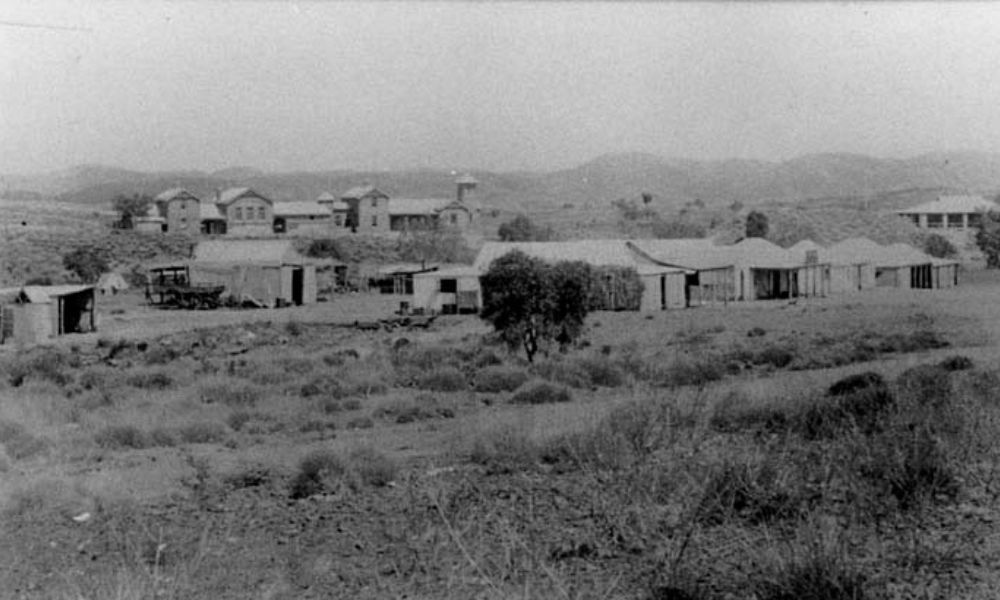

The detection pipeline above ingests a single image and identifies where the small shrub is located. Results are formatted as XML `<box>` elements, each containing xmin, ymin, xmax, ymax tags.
<box><xmin>753</xmin><ymin>546</ymin><xmax>869</xmax><ymax>600</ymax></box>
<box><xmin>510</xmin><ymin>381</ymin><xmax>572</xmax><ymax>405</ymax></box>
<box><xmin>290</xmin><ymin>449</ymin><xmax>348</xmax><ymax>499</ymax></box>
<box><xmin>94</xmin><ymin>425</ymin><xmax>149</xmax><ymax>450</ymax></box>
<box><xmin>175</xmin><ymin>422</ymin><xmax>228</xmax><ymax>444</ymax></box>
<box><xmin>299</xmin><ymin>419</ymin><xmax>337</xmax><ymax>434</ymax></box>
<box><xmin>126</xmin><ymin>369</ymin><xmax>174</xmax><ymax>390</ymax></box>
<box><xmin>747</xmin><ymin>327</ymin><xmax>766</xmax><ymax>338</ymax></box>
<box><xmin>655</xmin><ymin>355</ymin><xmax>725</xmax><ymax>388</ymax></box>
<box><xmin>0</xmin><ymin>421</ymin><xmax>47</xmax><ymax>460</ymax></box>
<box><xmin>143</xmin><ymin>345</ymin><xmax>179</xmax><ymax>365</ymax></box>
<box><xmin>532</xmin><ymin>359</ymin><xmax>591</xmax><ymax>388</ymax></box>
<box><xmin>78</xmin><ymin>368</ymin><xmax>117</xmax><ymax>391</ymax></box>
<box><xmin>469</xmin><ymin>426</ymin><xmax>539</xmax><ymax>474</ymax></box>
<box><xmin>199</xmin><ymin>380</ymin><xmax>263</xmax><ymax>407</ymax></box>
<box><xmin>753</xmin><ymin>345</ymin><xmax>795</xmax><ymax>369</ymax></box>
<box><xmin>285</xmin><ymin>320</ymin><xmax>303</xmax><ymax>337</ymax></box>
<box><xmin>828</xmin><ymin>372</ymin><xmax>886</xmax><ymax>397</ymax></box>
<box><xmin>939</xmin><ymin>355</ymin><xmax>974</xmax><ymax>372</ymax></box>
<box><xmin>575</xmin><ymin>356</ymin><xmax>627</xmax><ymax>387</ymax></box>
<box><xmin>346</xmin><ymin>417</ymin><xmax>374</xmax><ymax>430</ymax></box>
<box><xmin>275</xmin><ymin>356</ymin><xmax>316</xmax><ymax>375</ymax></box>
<box><xmin>3</xmin><ymin>348</ymin><xmax>73</xmax><ymax>387</ymax></box>
<box><xmin>473</xmin><ymin>366</ymin><xmax>530</xmax><ymax>393</ymax></box>
<box><xmin>148</xmin><ymin>428</ymin><xmax>177</xmax><ymax>447</ymax></box>
<box><xmin>895</xmin><ymin>366</ymin><xmax>952</xmax><ymax>408</ymax></box>
<box><xmin>416</xmin><ymin>367</ymin><xmax>467</xmax><ymax>392</ymax></box>
<box><xmin>710</xmin><ymin>393</ymin><xmax>789</xmax><ymax>435</ymax></box>
<box><xmin>227</xmin><ymin>410</ymin><xmax>254</xmax><ymax>432</ymax></box>
<box><xmin>861</xmin><ymin>428</ymin><xmax>959</xmax><ymax>510</ymax></box>
<box><xmin>696</xmin><ymin>455</ymin><xmax>808</xmax><ymax>525</ymax></box>
<box><xmin>348</xmin><ymin>447</ymin><xmax>397</xmax><ymax>486</ymax></box>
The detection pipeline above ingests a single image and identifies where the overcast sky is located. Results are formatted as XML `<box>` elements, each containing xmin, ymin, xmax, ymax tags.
<box><xmin>3</xmin><ymin>2</ymin><xmax>1000</xmax><ymax>174</ymax></box>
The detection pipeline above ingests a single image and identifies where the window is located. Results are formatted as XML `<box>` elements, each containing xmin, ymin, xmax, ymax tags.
<box><xmin>947</xmin><ymin>213</ymin><xmax>963</xmax><ymax>228</ymax></box>
<box><xmin>258</xmin><ymin>207</ymin><xmax>265</xmax><ymax>220</ymax></box>
<box><xmin>440</xmin><ymin>278</ymin><xmax>457</xmax><ymax>293</ymax></box>
<box><xmin>372</xmin><ymin>215</ymin><xmax>378</xmax><ymax>227</ymax></box>
<box><xmin>235</xmin><ymin>207</ymin><xmax>243</xmax><ymax>220</ymax></box>
<box><xmin>926</xmin><ymin>214</ymin><xmax>942</xmax><ymax>228</ymax></box>
<box><xmin>450</xmin><ymin>213</ymin><xmax>458</xmax><ymax>225</ymax></box>
<box><xmin>908</xmin><ymin>215</ymin><xmax>920</xmax><ymax>226</ymax></box>
<box><xmin>334</xmin><ymin>215</ymin><xmax>342</xmax><ymax>226</ymax></box>
<box><xmin>372</xmin><ymin>198</ymin><xmax>377</xmax><ymax>208</ymax></box>
<box><xmin>969</xmin><ymin>213</ymin><xmax>983</xmax><ymax>229</ymax></box>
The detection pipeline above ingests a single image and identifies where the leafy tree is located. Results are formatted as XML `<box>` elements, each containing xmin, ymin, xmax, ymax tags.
<box><xmin>745</xmin><ymin>210</ymin><xmax>769</xmax><ymax>238</ymax></box>
<box><xmin>921</xmin><ymin>233</ymin><xmax>958</xmax><ymax>259</ymax></box>
<box><xmin>497</xmin><ymin>214</ymin><xmax>554</xmax><ymax>242</ymax></box>
<box><xmin>112</xmin><ymin>193</ymin><xmax>154</xmax><ymax>229</ymax></box>
<box><xmin>651</xmin><ymin>219</ymin><xmax>707</xmax><ymax>239</ymax></box>
<box><xmin>63</xmin><ymin>245</ymin><xmax>110</xmax><ymax>282</ymax></box>
<box><xmin>480</xmin><ymin>251</ymin><xmax>592</xmax><ymax>362</ymax></box>
<box><xmin>974</xmin><ymin>211</ymin><xmax>1000</xmax><ymax>268</ymax></box>
<box><xmin>397</xmin><ymin>222</ymin><xmax>474</xmax><ymax>264</ymax></box>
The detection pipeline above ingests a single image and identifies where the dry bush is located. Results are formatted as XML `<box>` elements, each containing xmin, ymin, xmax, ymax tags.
<box><xmin>345</xmin><ymin>417</ymin><xmax>374</xmax><ymax>430</ymax></box>
<box><xmin>510</xmin><ymin>381</ymin><xmax>572</xmax><ymax>405</ymax></box>
<box><xmin>372</xmin><ymin>396</ymin><xmax>454</xmax><ymax>423</ymax></box>
<box><xmin>125</xmin><ymin>368</ymin><xmax>175</xmax><ymax>390</ymax></box>
<box><xmin>651</xmin><ymin>354</ymin><xmax>726</xmax><ymax>388</ymax></box>
<box><xmin>416</xmin><ymin>367</ymin><xmax>468</xmax><ymax>392</ymax></box>
<box><xmin>752</xmin><ymin>536</ymin><xmax>870</xmax><ymax>600</ymax></box>
<box><xmin>174</xmin><ymin>422</ymin><xmax>228</xmax><ymax>445</ymax></box>
<box><xmin>198</xmin><ymin>378</ymin><xmax>264</xmax><ymax>407</ymax></box>
<box><xmin>468</xmin><ymin>425</ymin><xmax>539</xmax><ymax>474</ymax></box>
<box><xmin>0</xmin><ymin>420</ymin><xmax>48</xmax><ymax>460</ymax></box>
<box><xmin>348</xmin><ymin>447</ymin><xmax>397</xmax><ymax>487</ymax></box>
<box><xmin>274</xmin><ymin>355</ymin><xmax>316</xmax><ymax>375</ymax></box>
<box><xmin>1</xmin><ymin>347</ymin><xmax>75</xmax><ymax>387</ymax></box>
<box><xmin>695</xmin><ymin>450</ymin><xmax>812</xmax><ymax>526</ymax></box>
<box><xmin>473</xmin><ymin>365</ymin><xmax>530</xmax><ymax>393</ymax></box>
<box><xmin>531</xmin><ymin>358</ymin><xmax>591</xmax><ymax>388</ymax></box>
<box><xmin>77</xmin><ymin>367</ymin><xmax>121</xmax><ymax>391</ymax></box>
<box><xmin>939</xmin><ymin>355</ymin><xmax>974</xmax><ymax>372</ymax></box>
<box><xmin>94</xmin><ymin>424</ymin><xmax>150</xmax><ymax>450</ymax></box>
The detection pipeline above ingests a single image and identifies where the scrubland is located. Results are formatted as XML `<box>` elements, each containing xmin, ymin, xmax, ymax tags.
<box><xmin>1</xmin><ymin>285</ymin><xmax>999</xmax><ymax>599</ymax></box>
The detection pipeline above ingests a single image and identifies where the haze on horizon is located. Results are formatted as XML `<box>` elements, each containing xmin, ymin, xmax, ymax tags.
<box><xmin>3</xmin><ymin>2</ymin><xmax>1000</xmax><ymax>175</ymax></box>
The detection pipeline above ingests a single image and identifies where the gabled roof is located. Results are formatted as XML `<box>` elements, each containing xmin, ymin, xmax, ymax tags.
<box><xmin>727</xmin><ymin>238</ymin><xmax>805</xmax><ymax>269</ymax></box>
<box><xmin>897</xmin><ymin>195</ymin><xmax>999</xmax><ymax>215</ymax></box>
<box><xmin>155</xmin><ymin>188</ymin><xmax>200</xmax><ymax>203</ymax></box>
<box><xmin>18</xmin><ymin>285</ymin><xmax>94</xmax><ymax>303</ymax></box>
<box><xmin>376</xmin><ymin>263</ymin><xmax>439</xmax><ymax>276</ymax></box>
<box><xmin>341</xmin><ymin>185</ymin><xmax>389</xmax><ymax>200</ymax></box>
<box><xmin>629</xmin><ymin>238</ymin><xmax>731</xmax><ymax>270</ymax></box>
<box><xmin>273</xmin><ymin>201</ymin><xmax>331</xmax><ymax>217</ymax></box>
<box><xmin>316</xmin><ymin>191</ymin><xmax>336</xmax><ymax>202</ymax></box>
<box><xmin>475</xmin><ymin>240</ymin><xmax>687</xmax><ymax>275</ymax></box>
<box><xmin>330</xmin><ymin>200</ymin><xmax>349</xmax><ymax>211</ymax></box>
<box><xmin>216</xmin><ymin>187</ymin><xmax>272</xmax><ymax>206</ymax></box>
<box><xmin>388</xmin><ymin>198</ymin><xmax>455</xmax><ymax>216</ymax></box>
<box><xmin>193</xmin><ymin>240</ymin><xmax>308</xmax><ymax>265</ymax></box>
<box><xmin>200</xmin><ymin>202</ymin><xmax>224</xmax><ymax>221</ymax></box>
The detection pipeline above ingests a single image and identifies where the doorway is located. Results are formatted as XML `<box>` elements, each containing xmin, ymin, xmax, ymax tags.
<box><xmin>291</xmin><ymin>268</ymin><xmax>304</xmax><ymax>305</ymax></box>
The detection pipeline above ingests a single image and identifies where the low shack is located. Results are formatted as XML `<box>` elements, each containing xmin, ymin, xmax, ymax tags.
<box><xmin>817</xmin><ymin>238</ymin><xmax>879</xmax><ymax>294</ymax></box>
<box><xmin>875</xmin><ymin>243</ymin><xmax>959</xmax><ymax>289</ymax></box>
<box><xmin>413</xmin><ymin>266</ymin><xmax>481</xmax><ymax>314</ymax></box>
<box><xmin>149</xmin><ymin>240</ymin><xmax>317</xmax><ymax>307</ymax></box>
<box><xmin>0</xmin><ymin>285</ymin><xmax>96</xmax><ymax>345</ymax></box>
<box><xmin>370</xmin><ymin>264</ymin><xmax>439</xmax><ymax>295</ymax></box>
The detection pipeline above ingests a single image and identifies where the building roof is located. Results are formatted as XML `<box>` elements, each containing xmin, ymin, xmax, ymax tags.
<box><xmin>376</xmin><ymin>263</ymin><xmax>440</xmax><ymax>276</ymax></box>
<box><xmin>388</xmin><ymin>198</ymin><xmax>455</xmax><ymax>216</ymax></box>
<box><xmin>897</xmin><ymin>195</ymin><xmax>999</xmax><ymax>215</ymax></box>
<box><xmin>200</xmin><ymin>202</ymin><xmax>224</xmax><ymax>221</ymax></box>
<box><xmin>475</xmin><ymin>240</ymin><xmax>688</xmax><ymax>275</ymax></box>
<box><xmin>273</xmin><ymin>201</ymin><xmax>331</xmax><ymax>217</ymax></box>
<box><xmin>455</xmin><ymin>174</ymin><xmax>478</xmax><ymax>185</ymax></box>
<box><xmin>824</xmin><ymin>237</ymin><xmax>884</xmax><ymax>265</ymax></box>
<box><xmin>629</xmin><ymin>238</ymin><xmax>733</xmax><ymax>271</ymax></box>
<box><xmin>19</xmin><ymin>285</ymin><xmax>94</xmax><ymax>303</ymax></box>
<box><xmin>330</xmin><ymin>200</ymin><xmax>349</xmax><ymax>211</ymax></box>
<box><xmin>316</xmin><ymin>191</ymin><xmax>336</xmax><ymax>202</ymax></box>
<box><xmin>154</xmin><ymin>188</ymin><xmax>199</xmax><ymax>203</ymax></box>
<box><xmin>341</xmin><ymin>185</ymin><xmax>389</xmax><ymax>200</ymax></box>
<box><xmin>193</xmin><ymin>240</ymin><xmax>308</xmax><ymax>265</ymax></box>
<box><xmin>788</xmin><ymin>239</ymin><xmax>822</xmax><ymax>253</ymax></box>
<box><xmin>414</xmin><ymin>265</ymin><xmax>482</xmax><ymax>278</ymax></box>
<box><xmin>216</xmin><ymin>187</ymin><xmax>272</xmax><ymax>206</ymax></box>
<box><xmin>725</xmin><ymin>238</ymin><xmax>804</xmax><ymax>269</ymax></box>
<box><xmin>877</xmin><ymin>243</ymin><xmax>934</xmax><ymax>268</ymax></box>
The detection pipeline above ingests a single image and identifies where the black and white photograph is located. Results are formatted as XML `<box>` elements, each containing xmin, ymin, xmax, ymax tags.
<box><xmin>3</xmin><ymin>1</ymin><xmax>1000</xmax><ymax>597</ymax></box>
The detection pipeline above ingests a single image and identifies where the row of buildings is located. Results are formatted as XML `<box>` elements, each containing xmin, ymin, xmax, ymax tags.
<box><xmin>136</xmin><ymin>175</ymin><xmax>480</xmax><ymax>236</ymax></box>
<box><xmin>407</xmin><ymin>237</ymin><xmax>961</xmax><ymax>314</ymax></box>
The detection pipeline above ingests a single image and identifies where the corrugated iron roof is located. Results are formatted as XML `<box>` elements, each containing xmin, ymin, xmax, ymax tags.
<box><xmin>341</xmin><ymin>185</ymin><xmax>388</xmax><ymax>200</ymax></box>
<box><xmin>825</xmin><ymin>237</ymin><xmax>884</xmax><ymax>265</ymax></box>
<box><xmin>216</xmin><ymin>187</ymin><xmax>271</xmax><ymax>206</ymax></box>
<box><xmin>629</xmin><ymin>238</ymin><xmax>733</xmax><ymax>270</ymax></box>
<box><xmin>474</xmin><ymin>240</ymin><xmax>687</xmax><ymax>274</ymax></box>
<box><xmin>273</xmin><ymin>201</ymin><xmax>330</xmax><ymax>217</ymax></box>
<box><xmin>193</xmin><ymin>240</ymin><xmax>306</xmax><ymax>265</ymax></box>
<box><xmin>897</xmin><ymin>195</ymin><xmax>999</xmax><ymax>215</ymax></box>
<box><xmin>20</xmin><ymin>285</ymin><xmax>94</xmax><ymax>303</ymax></box>
<box><xmin>200</xmin><ymin>203</ymin><xmax>224</xmax><ymax>221</ymax></box>
<box><xmin>316</xmin><ymin>191</ymin><xmax>336</xmax><ymax>202</ymax></box>
<box><xmin>388</xmin><ymin>198</ymin><xmax>454</xmax><ymax>216</ymax></box>
<box><xmin>154</xmin><ymin>188</ymin><xmax>199</xmax><ymax>203</ymax></box>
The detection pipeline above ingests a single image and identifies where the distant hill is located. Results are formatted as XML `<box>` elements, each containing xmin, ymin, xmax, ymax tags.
<box><xmin>5</xmin><ymin>151</ymin><xmax>1000</xmax><ymax>214</ymax></box>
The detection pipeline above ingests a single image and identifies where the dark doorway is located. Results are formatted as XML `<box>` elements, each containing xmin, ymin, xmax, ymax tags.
<box><xmin>273</xmin><ymin>218</ymin><xmax>287</xmax><ymax>234</ymax></box>
<box><xmin>291</xmin><ymin>268</ymin><xmax>304</xmax><ymax>305</ymax></box>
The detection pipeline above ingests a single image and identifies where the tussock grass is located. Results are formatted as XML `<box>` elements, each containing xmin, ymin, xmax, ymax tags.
<box><xmin>197</xmin><ymin>377</ymin><xmax>264</xmax><ymax>407</ymax></box>
<box><xmin>416</xmin><ymin>367</ymin><xmax>468</xmax><ymax>392</ymax></box>
<box><xmin>510</xmin><ymin>381</ymin><xmax>572</xmax><ymax>405</ymax></box>
<box><xmin>473</xmin><ymin>365</ymin><xmax>530</xmax><ymax>393</ymax></box>
<box><xmin>289</xmin><ymin>446</ymin><xmax>396</xmax><ymax>498</ymax></box>
<box><xmin>125</xmin><ymin>368</ymin><xmax>175</xmax><ymax>390</ymax></box>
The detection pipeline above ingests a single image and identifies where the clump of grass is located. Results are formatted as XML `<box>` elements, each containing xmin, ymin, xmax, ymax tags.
<box><xmin>284</xmin><ymin>320</ymin><xmax>303</xmax><ymax>337</ymax></box>
<box><xmin>859</xmin><ymin>427</ymin><xmax>959</xmax><ymax>511</ymax></box>
<box><xmin>78</xmin><ymin>367</ymin><xmax>119</xmax><ymax>391</ymax></box>
<box><xmin>274</xmin><ymin>356</ymin><xmax>316</xmax><ymax>375</ymax></box>
<box><xmin>345</xmin><ymin>417</ymin><xmax>374</xmax><ymax>430</ymax></box>
<box><xmin>939</xmin><ymin>355</ymin><xmax>974</xmax><ymax>372</ymax></box>
<box><xmin>298</xmin><ymin>419</ymin><xmax>337</xmax><ymax>434</ymax></box>
<box><xmin>290</xmin><ymin>449</ymin><xmax>348</xmax><ymax>499</ymax></box>
<box><xmin>653</xmin><ymin>354</ymin><xmax>725</xmax><ymax>388</ymax></box>
<box><xmin>510</xmin><ymin>381</ymin><xmax>572</xmax><ymax>405</ymax></box>
<box><xmin>348</xmin><ymin>447</ymin><xmax>397</xmax><ymax>487</ymax></box>
<box><xmin>573</xmin><ymin>356</ymin><xmax>627</xmax><ymax>387</ymax></box>
<box><xmin>372</xmin><ymin>397</ymin><xmax>454</xmax><ymax>423</ymax></box>
<box><xmin>695</xmin><ymin>452</ymin><xmax>809</xmax><ymax>525</ymax></box>
<box><xmin>710</xmin><ymin>392</ymin><xmax>790</xmax><ymax>435</ymax></box>
<box><xmin>752</xmin><ymin>540</ymin><xmax>870</xmax><ymax>600</ymax></box>
<box><xmin>532</xmin><ymin>358</ymin><xmax>591</xmax><ymax>389</ymax></box>
<box><xmin>2</xmin><ymin>347</ymin><xmax>75</xmax><ymax>387</ymax></box>
<box><xmin>198</xmin><ymin>378</ymin><xmax>263</xmax><ymax>407</ymax></box>
<box><xmin>175</xmin><ymin>422</ymin><xmax>228</xmax><ymax>445</ymax></box>
<box><xmin>895</xmin><ymin>366</ymin><xmax>952</xmax><ymax>408</ymax></box>
<box><xmin>148</xmin><ymin>427</ymin><xmax>176</xmax><ymax>447</ymax></box>
<box><xmin>416</xmin><ymin>367</ymin><xmax>467</xmax><ymax>392</ymax></box>
<box><xmin>143</xmin><ymin>345</ymin><xmax>178</xmax><ymax>365</ymax></box>
<box><xmin>94</xmin><ymin>425</ymin><xmax>149</xmax><ymax>450</ymax></box>
<box><xmin>473</xmin><ymin>365</ymin><xmax>530</xmax><ymax>393</ymax></box>
<box><xmin>468</xmin><ymin>425</ymin><xmax>539</xmax><ymax>474</ymax></box>
<box><xmin>0</xmin><ymin>420</ymin><xmax>48</xmax><ymax>460</ymax></box>
<box><xmin>125</xmin><ymin>368</ymin><xmax>174</xmax><ymax>390</ymax></box>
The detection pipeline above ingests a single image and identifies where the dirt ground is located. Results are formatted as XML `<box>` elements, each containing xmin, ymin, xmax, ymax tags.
<box><xmin>3</xmin><ymin>272</ymin><xmax>1000</xmax><ymax>599</ymax></box>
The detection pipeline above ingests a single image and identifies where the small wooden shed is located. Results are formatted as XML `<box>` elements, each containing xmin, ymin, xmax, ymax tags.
<box><xmin>0</xmin><ymin>285</ymin><xmax>96</xmax><ymax>345</ymax></box>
